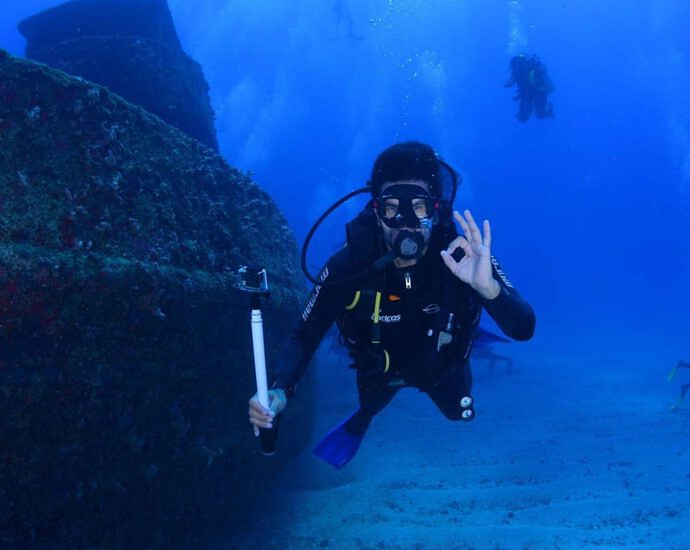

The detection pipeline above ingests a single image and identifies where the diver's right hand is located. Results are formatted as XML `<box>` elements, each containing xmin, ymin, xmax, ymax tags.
<box><xmin>248</xmin><ymin>389</ymin><xmax>287</xmax><ymax>437</ymax></box>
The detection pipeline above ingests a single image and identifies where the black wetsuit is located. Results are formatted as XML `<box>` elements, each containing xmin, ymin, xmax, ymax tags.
<box><xmin>274</xmin><ymin>235</ymin><xmax>535</xmax><ymax>422</ymax></box>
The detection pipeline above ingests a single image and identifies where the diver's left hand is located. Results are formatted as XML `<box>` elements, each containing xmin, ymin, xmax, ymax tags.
<box><xmin>441</xmin><ymin>209</ymin><xmax>500</xmax><ymax>300</ymax></box>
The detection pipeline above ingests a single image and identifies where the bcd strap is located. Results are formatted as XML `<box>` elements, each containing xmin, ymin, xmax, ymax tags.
<box><xmin>345</xmin><ymin>291</ymin><xmax>361</xmax><ymax>310</ymax></box>
<box><xmin>371</xmin><ymin>291</ymin><xmax>382</xmax><ymax>343</ymax></box>
<box><xmin>368</xmin><ymin>291</ymin><xmax>390</xmax><ymax>373</ymax></box>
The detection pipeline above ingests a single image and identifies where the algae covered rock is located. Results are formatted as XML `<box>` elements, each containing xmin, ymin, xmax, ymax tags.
<box><xmin>18</xmin><ymin>0</ymin><xmax>182</xmax><ymax>55</ymax></box>
<box><xmin>0</xmin><ymin>50</ymin><xmax>312</xmax><ymax>548</ymax></box>
<box><xmin>19</xmin><ymin>0</ymin><xmax>218</xmax><ymax>151</ymax></box>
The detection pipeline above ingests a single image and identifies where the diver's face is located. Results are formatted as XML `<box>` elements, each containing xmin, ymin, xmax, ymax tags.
<box><xmin>375</xmin><ymin>180</ymin><xmax>433</xmax><ymax>261</ymax></box>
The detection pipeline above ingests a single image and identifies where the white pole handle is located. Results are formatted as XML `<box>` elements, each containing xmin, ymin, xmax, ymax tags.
<box><xmin>251</xmin><ymin>309</ymin><xmax>269</xmax><ymax>409</ymax></box>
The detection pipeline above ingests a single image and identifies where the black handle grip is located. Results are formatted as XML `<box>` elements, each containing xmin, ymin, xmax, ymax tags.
<box><xmin>259</xmin><ymin>414</ymin><xmax>280</xmax><ymax>456</ymax></box>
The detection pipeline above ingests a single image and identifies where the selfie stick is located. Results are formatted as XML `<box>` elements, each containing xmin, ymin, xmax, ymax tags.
<box><xmin>251</xmin><ymin>301</ymin><xmax>269</xmax><ymax>401</ymax></box>
<box><xmin>239</xmin><ymin>266</ymin><xmax>277</xmax><ymax>455</ymax></box>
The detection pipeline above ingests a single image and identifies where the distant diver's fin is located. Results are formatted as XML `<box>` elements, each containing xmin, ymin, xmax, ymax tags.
<box><xmin>668</xmin><ymin>365</ymin><xmax>678</xmax><ymax>381</ymax></box>
<box><xmin>313</xmin><ymin>409</ymin><xmax>372</xmax><ymax>469</ymax></box>
<box><xmin>671</xmin><ymin>383</ymin><xmax>690</xmax><ymax>411</ymax></box>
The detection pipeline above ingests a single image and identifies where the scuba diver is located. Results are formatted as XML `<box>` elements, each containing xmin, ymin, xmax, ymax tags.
<box><xmin>668</xmin><ymin>360</ymin><xmax>690</xmax><ymax>410</ymax></box>
<box><xmin>247</xmin><ymin>141</ymin><xmax>536</xmax><ymax>469</ymax></box>
<box><xmin>504</xmin><ymin>53</ymin><xmax>555</xmax><ymax>123</ymax></box>
<box><xmin>333</xmin><ymin>0</ymin><xmax>365</xmax><ymax>41</ymax></box>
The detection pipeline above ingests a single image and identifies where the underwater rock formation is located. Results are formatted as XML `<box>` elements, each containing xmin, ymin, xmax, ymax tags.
<box><xmin>18</xmin><ymin>0</ymin><xmax>218</xmax><ymax>151</ymax></box>
<box><xmin>0</xmin><ymin>50</ymin><xmax>311</xmax><ymax>548</ymax></box>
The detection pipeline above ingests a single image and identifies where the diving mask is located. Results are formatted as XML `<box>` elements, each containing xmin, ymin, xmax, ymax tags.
<box><xmin>376</xmin><ymin>184</ymin><xmax>438</xmax><ymax>229</ymax></box>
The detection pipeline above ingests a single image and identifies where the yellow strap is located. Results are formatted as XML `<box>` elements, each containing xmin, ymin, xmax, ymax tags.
<box><xmin>366</xmin><ymin>292</ymin><xmax>389</xmax><ymax>372</ymax></box>
<box><xmin>346</xmin><ymin>290</ymin><xmax>361</xmax><ymax>310</ymax></box>
<box><xmin>667</xmin><ymin>366</ymin><xmax>678</xmax><ymax>381</ymax></box>
<box><xmin>370</xmin><ymin>292</ymin><xmax>382</xmax><ymax>343</ymax></box>
<box><xmin>373</xmin><ymin>291</ymin><xmax>382</xmax><ymax>324</ymax></box>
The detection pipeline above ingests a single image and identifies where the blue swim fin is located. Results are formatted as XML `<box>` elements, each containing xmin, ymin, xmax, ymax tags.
<box><xmin>312</xmin><ymin>410</ymin><xmax>371</xmax><ymax>469</ymax></box>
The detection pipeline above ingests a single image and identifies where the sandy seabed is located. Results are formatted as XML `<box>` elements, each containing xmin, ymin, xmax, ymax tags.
<box><xmin>225</xmin><ymin>343</ymin><xmax>690</xmax><ymax>549</ymax></box>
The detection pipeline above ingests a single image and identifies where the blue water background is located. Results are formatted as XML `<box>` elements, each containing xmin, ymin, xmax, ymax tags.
<box><xmin>5</xmin><ymin>0</ymin><xmax>687</xmax><ymax>359</ymax></box>
<box><xmin>3</xmin><ymin>1</ymin><xmax>690</xmax><ymax>542</ymax></box>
